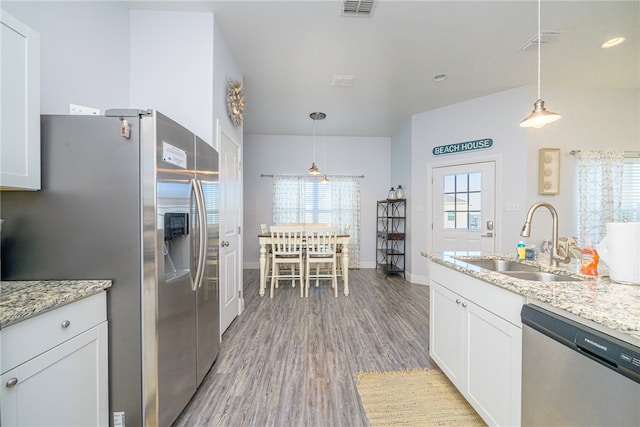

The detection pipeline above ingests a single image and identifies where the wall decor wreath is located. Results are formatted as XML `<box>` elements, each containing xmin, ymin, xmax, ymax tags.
<box><xmin>226</xmin><ymin>78</ymin><xmax>244</xmax><ymax>127</ymax></box>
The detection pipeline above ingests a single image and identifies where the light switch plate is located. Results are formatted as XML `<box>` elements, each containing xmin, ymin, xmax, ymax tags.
<box><xmin>70</xmin><ymin>103</ymin><xmax>100</xmax><ymax>115</ymax></box>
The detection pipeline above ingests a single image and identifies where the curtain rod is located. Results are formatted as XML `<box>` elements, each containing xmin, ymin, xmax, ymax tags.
<box><xmin>570</xmin><ymin>150</ymin><xmax>640</xmax><ymax>158</ymax></box>
<box><xmin>261</xmin><ymin>174</ymin><xmax>365</xmax><ymax>178</ymax></box>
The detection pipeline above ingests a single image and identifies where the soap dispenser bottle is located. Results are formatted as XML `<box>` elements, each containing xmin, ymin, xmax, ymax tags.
<box><xmin>517</xmin><ymin>241</ymin><xmax>526</xmax><ymax>260</ymax></box>
<box><xmin>580</xmin><ymin>240</ymin><xmax>599</xmax><ymax>276</ymax></box>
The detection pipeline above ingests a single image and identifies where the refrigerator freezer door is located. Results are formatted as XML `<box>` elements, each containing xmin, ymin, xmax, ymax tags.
<box><xmin>195</xmin><ymin>136</ymin><xmax>220</xmax><ymax>385</ymax></box>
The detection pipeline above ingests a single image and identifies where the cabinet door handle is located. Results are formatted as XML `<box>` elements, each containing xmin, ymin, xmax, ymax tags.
<box><xmin>6</xmin><ymin>378</ymin><xmax>18</xmax><ymax>388</ymax></box>
<box><xmin>461</xmin><ymin>302</ymin><xmax>468</xmax><ymax>308</ymax></box>
<box><xmin>455</xmin><ymin>299</ymin><xmax>461</xmax><ymax>305</ymax></box>
<box><xmin>61</xmin><ymin>320</ymin><xmax>71</xmax><ymax>328</ymax></box>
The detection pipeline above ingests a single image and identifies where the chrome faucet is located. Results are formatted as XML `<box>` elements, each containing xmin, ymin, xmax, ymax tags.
<box><xmin>520</xmin><ymin>202</ymin><xmax>570</xmax><ymax>267</ymax></box>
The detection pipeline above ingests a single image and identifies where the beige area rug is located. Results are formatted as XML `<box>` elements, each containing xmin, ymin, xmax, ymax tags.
<box><xmin>355</xmin><ymin>369</ymin><xmax>487</xmax><ymax>426</ymax></box>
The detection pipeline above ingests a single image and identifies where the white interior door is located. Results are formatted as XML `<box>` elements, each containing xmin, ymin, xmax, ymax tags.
<box><xmin>219</xmin><ymin>124</ymin><xmax>242</xmax><ymax>335</ymax></box>
<box><xmin>432</xmin><ymin>161</ymin><xmax>496</xmax><ymax>252</ymax></box>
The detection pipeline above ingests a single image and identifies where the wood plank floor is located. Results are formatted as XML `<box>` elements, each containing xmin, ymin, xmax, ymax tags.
<box><xmin>173</xmin><ymin>269</ymin><xmax>436</xmax><ymax>427</ymax></box>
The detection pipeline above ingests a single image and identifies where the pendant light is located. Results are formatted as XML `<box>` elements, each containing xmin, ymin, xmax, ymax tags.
<box><xmin>520</xmin><ymin>0</ymin><xmax>561</xmax><ymax>128</ymax></box>
<box><xmin>320</xmin><ymin>115</ymin><xmax>330</xmax><ymax>183</ymax></box>
<box><xmin>308</xmin><ymin>112</ymin><xmax>325</xmax><ymax>175</ymax></box>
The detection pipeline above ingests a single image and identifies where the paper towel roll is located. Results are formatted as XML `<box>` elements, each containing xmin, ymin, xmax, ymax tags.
<box><xmin>596</xmin><ymin>222</ymin><xmax>640</xmax><ymax>284</ymax></box>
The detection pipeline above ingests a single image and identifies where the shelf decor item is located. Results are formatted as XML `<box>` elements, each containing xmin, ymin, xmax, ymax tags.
<box><xmin>538</xmin><ymin>148</ymin><xmax>560</xmax><ymax>194</ymax></box>
<box><xmin>388</xmin><ymin>187</ymin><xmax>397</xmax><ymax>200</ymax></box>
<box><xmin>396</xmin><ymin>185</ymin><xmax>405</xmax><ymax>199</ymax></box>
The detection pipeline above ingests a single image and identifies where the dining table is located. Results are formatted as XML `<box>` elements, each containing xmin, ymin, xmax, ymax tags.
<box><xmin>258</xmin><ymin>234</ymin><xmax>350</xmax><ymax>296</ymax></box>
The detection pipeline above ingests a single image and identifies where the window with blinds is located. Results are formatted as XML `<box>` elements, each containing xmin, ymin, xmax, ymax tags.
<box><xmin>621</xmin><ymin>157</ymin><xmax>640</xmax><ymax>222</ymax></box>
<box><xmin>304</xmin><ymin>180</ymin><xmax>332</xmax><ymax>224</ymax></box>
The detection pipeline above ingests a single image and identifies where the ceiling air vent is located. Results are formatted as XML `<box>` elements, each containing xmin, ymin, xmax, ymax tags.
<box><xmin>332</xmin><ymin>74</ymin><xmax>356</xmax><ymax>87</ymax></box>
<box><xmin>342</xmin><ymin>0</ymin><xmax>376</xmax><ymax>17</ymax></box>
<box><xmin>520</xmin><ymin>31</ymin><xmax>560</xmax><ymax>51</ymax></box>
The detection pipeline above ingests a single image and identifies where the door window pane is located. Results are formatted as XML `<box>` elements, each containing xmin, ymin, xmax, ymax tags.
<box><xmin>442</xmin><ymin>172</ymin><xmax>483</xmax><ymax>230</ymax></box>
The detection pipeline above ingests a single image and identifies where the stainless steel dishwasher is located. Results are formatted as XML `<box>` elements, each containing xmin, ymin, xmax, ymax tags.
<box><xmin>521</xmin><ymin>304</ymin><xmax>640</xmax><ymax>426</ymax></box>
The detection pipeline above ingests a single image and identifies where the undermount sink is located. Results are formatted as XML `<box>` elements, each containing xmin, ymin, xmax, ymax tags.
<box><xmin>461</xmin><ymin>258</ymin><xmax>582</xmax><ymax>282</ymax></box>
<box><xmin>499</xmin><ymin>271</ymin><xmax>581</xmax><ymax>282</ymax></box>
<box><xmin>463</xmin><ymin>259</ymin><xmax>540</xmax><ymax>272</ymax></box>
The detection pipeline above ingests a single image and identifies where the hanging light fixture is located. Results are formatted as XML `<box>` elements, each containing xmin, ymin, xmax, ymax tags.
<box><xmin>308</xmin><ymin>112</ymin><xmax>325</xmax><ymax>175</ymax></box>
<box><xmin>320</xmin><ymin>114</ymin><xmax>330</xmax><ymax>183</ymax></box>
<box><xmin>520</xmin><ymin>0</ymin><xmax>561</xmax><ymax>128</ymax></box>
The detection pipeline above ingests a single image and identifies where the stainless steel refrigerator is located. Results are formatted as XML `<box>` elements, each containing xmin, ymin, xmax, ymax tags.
<box><xmin>1</xmin><ymin>110</ymin><xmax>220</xmax><ymax>426</ymax></box>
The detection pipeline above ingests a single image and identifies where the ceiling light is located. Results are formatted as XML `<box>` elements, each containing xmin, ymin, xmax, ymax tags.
<box><xmin>520</xmin><ymin>0</ymin><xmax>561</xmax><ymax>128</ymax></box>
<box><xmin>432</xmin><ymin>73</ymin><xmax>447</xmax><ymax>82</ymax></box>
<box><xmin>601</xmin><ymin>37</ymin><xmax>626</xmax><ymax>49</ymax></box>
<box><xmin>320</xmin><ymin>174</ymin><xmax>329</xmax><ymax>184</ymax></box>
<box><xmin>308</xmin><ymin>112</ymin><xmax>326</xmax><ymax>175</ymax></box>
<box><xmin>309</xmin><ymin>162</ymin><xmax>320</xmax><ymax>175</ymax></box>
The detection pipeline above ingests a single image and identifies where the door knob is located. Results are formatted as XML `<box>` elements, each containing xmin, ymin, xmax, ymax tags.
<box><xmin>221</xmin><ymin>241</ymin><xmax>230</xmax><ymax>247</ymax></box>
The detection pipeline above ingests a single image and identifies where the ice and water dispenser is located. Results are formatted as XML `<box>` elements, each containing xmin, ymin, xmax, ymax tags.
<box><xmin>164</xmin><ymin>212</ymin><xmax>190</xmax><ymax>281</ymax></box>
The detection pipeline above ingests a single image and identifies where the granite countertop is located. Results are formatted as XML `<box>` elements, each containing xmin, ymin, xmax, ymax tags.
<box><xmin>0</xmin><ymin>280</ymin><xmax>112</xmax><ymax>329</ymax></box>
<box><xmin>423</xmin><ymin>251</ymin><xmax>640</xmax><ymax>343</ymax></box>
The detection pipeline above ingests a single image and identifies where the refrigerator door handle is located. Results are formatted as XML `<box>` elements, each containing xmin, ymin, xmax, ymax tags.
<box><xmin>192</xmin><ymin>179</ymin><xmax>208</xmax><ymax>291</ymax></box>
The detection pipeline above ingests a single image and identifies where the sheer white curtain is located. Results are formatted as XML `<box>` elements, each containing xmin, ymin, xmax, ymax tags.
<box><xmin>329</xmin><ymin>176</ymin><xmax>360</xmax><ymax>269</ymax></box>
<box><xmin>577</xmin><ymin>150</ymin><xmax>625</xmax><ymax>245</ymax></box>
<box><xmin>272</xmin><ymin>175</ymin><xmax>361</xmax><ymax>268</ymax></box>
<box><xmin>272</xmin><ymin>175</ymin><xmax>305</xmax><ymax>224</ymax></box>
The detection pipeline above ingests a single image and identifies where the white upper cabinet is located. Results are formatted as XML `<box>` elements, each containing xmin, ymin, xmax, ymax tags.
<box><xmin>1</xmin><ymin>9</ymin><xmax>40</xmax><ymax>190</ymax></box>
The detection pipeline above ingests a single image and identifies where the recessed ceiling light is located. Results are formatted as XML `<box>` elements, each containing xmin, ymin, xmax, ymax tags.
<box><xmin>601</xmin><ymin>37</ymin><xmax>626</xmax><ymax>48</ymax></box>
<box><xmin>433</xmin><ymin>73</ymin><xmax>447</xmax><ymax>82</ymax></box>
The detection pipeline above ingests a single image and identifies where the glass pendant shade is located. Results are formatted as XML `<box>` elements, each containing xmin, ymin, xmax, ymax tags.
<box><xmin>309</xmin><ymin>162</ymin><xmax>320</xmax><ymax>175</ymax></box>
<box><xmin>320</xmin><ymin>174</ymin><xmax>329</xmax><ymax>184</ymax></box>
<box><xmin>520</xmin><ymin>99</ymin><xmax>562</xmax><ymax>128</ymax></box>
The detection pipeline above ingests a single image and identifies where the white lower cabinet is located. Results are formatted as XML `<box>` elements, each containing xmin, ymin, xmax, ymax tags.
<box><xmin>1</xmin><ymin>293</ymin><xmax>108</xmax><ymax>426</ymax></box>
<box><xmin>429</xmin><ymin>262</ymin><xmax>523</xmax><ymax>427</ymax></box>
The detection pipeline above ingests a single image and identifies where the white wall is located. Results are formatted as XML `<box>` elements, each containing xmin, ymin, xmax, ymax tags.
<box><xmin>409</xmin><ymin>87</ymin><xmax>529</xmax><ymax>284</ymax></box>
<box><xmin>213</xmin><ymin>18</ymin><xmax>244</xmax><ymax>147</ymax></box>
<box><xmin>3</xmin><ymin>1</ymin><xmax>131</xmax><ymax>113</ymax></box>
<box><xmin>525</xmin><ymin>86</ymin><xmax>640</xmax><ymax>246</ymax></box>
<box><xmin>243</xmin><ymin>134</ymin><xmax>390</xmax><ymax>268</ymax></box>
<box><xmin>390</xmin><ymin>118</ymin><xmax>412</xmax><ymax>275</ymax></box>
<box><xmin>130</xmin><ymin>10</ymin><xmax>214</xmax><ymax>144</ymax></box>
<box><xmin>408</xmin><ymin>85</ymin><xmax>639</xmax><ymax>284</ymax></box>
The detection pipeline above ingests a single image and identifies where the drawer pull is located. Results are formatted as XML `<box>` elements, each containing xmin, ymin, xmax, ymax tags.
<box><xmin>6</xmin><ymin>378</ymin><xmax>18</xmax><ymax>388</ymax></box>
<box><xmin>61</xmin><ymin>320</ymin><xmax>71</xmax><ymax>328</ymax></box>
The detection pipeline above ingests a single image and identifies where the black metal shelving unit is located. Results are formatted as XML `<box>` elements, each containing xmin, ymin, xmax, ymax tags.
<box><xmin>376</xmin><ymin>199</ymin><xmax>406</xmax><ymax>277</ymax></box>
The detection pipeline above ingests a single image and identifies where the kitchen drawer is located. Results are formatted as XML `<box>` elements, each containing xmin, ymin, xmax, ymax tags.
<box><xmin>1</xmin><ymin>292</ymin><xmax>106</xmax><ymax>374</ymax></box>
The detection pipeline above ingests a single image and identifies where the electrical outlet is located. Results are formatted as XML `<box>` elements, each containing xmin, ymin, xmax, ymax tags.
<box><xmin>69</xmin><ymin>103</ymin><xmax>100</xmax><ymax>115</ymax></box>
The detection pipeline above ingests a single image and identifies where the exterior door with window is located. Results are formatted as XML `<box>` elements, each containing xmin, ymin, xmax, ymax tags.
<box><xmin>432</xmin><ymin>161</ymin><xmax>496</xmax><ymax>252</ymax></box>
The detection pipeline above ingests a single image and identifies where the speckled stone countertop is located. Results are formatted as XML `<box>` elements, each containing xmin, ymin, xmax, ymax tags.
<box><xmin>423</xmin><ymin>251</ymin><xmax>640</xmax><ymax>343</ymax></box>
<box><xmin>0</xmin><ymin>280</ymin><xmax>112</xmax><ymax>329</ymax></box>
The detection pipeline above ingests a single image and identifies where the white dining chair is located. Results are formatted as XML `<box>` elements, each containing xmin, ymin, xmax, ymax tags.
<box><xmin>270</xmin><ymin>225</ymin><xmax>305</xmax><ymax>298</ymax></box>
<box><xmin>304</xmin><ymin>226</ymin><xmax>339</xmax><ymax>297</ymax></box>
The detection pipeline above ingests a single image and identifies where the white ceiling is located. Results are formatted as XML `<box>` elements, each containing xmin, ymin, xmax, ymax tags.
<box><xmin>128</xmin><ymin>1</ymin><xmax>639</xmax><ymax>137</ymax></box>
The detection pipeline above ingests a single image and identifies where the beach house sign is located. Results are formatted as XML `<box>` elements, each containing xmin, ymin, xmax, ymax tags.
<box><xmin>432</xmin><ymin>138</ymin><xmax>493</xmax><ymax>156</ymax></box>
